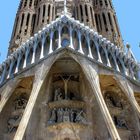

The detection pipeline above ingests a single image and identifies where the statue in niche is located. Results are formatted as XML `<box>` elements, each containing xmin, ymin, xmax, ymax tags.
<box><xmin>54</xmin><ymin>88</ymin><xmax>64</xmax><ymax>101</ymax></box>
<box><xmin>75</xmin><ymin>110</ymin><xmax>87</xmax><ymax>124</ymax></box>
<box><xmin>7</xmin><ymin>112</ymin><xmax>23</xmax><ymax>133</ymax></box>
<box><xmin>57</xmin><ymin>108</ymin><xmax>64</xmax><ymax>123</ymax></box>
<box><xmin>113</xmin><ymin>116</ymin><xmax>129</xmax><ymax>130</ymax></box>
<box><xmin>106</xmin><ymin>93</ymin><xmax>123</xmax><ymax>109</ymax></box>
<box><xmin>48</xmin><ymin>108</ymin><xmax>57</xmax><ymax>125</ymax></box>
<box><xmin>63</xmin><ymin>108</ymin><xmax>70</xmax><ymax>122</ymax></box>
<box><xmin>70</xmin><ymin>109</ymin><xmax>75</xmax><ymax>122</ymax></box>
<box><xmin>14</xmin><ymin>94</ymin><xmax>28</xmax><ymax>110</ymax></box>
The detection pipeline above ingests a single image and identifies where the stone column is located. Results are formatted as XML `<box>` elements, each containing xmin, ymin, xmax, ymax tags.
<box><xmin>31</xmin><ymin>41</ymin><xmax>37</xmax><ymax>64</ymax></box>
<box><xmin>77</xmin><ymin>58</ymin><xmax>121</xmax><ymax>140</ymax></box>
<box><xmin>15</xmin><ymin>53</ymin><xmax>22</xmax><ymax>74</ymax></box>
<box><xmin>48</xmin><ymin>31</ymin><xmax>54</xmax><ymax>54</ymax></box>
<box><xmin>58</xmin><ymin>26</ymin><xmax>62</xmax><ymax>49</ymax></box>
<box><xmin>23</xmin><ymin>47</ymin><xmax>30</xmax><ymax>68</ymax></box>
<box><xmin>7</xmin><ymin>60</ymin><xmax>15</xmax><ymax>79</ymax></box>
<box><xmin>112</xmin><ymin>53</ymin><xmax>120</xmax><ymax>72</ymax></box>
<box><xmin>69</xmin><ymin>25</ymin><xmax>74</xmax><ymax>49</ymax></box>
<box><xmin>78</xmin><ymin>31</ymin><xmax>84</xmax><ymax>54</ymax></box>
<box><xmin>40</xmin><ymin>33</ymin><xmax>45</xmax><ymax>59</ymax></box>
<box><xmin>94</xmin><ymin>39</ymin><xmax>102</xmax><ymax>63</ymax></box>
<box><xmin>13</xmin><ymin>52</ymin><xmax>61</xmax><ymax>140</ymax></box>
<box><xmin>104</xmin><ymin>47</ymin><xmax>111</xmax><ymax>67</ymax></box>
<box><xmin>87</xmin><ymin>35</ymin><xmax>93</xmax><ymax>58</ymax></box>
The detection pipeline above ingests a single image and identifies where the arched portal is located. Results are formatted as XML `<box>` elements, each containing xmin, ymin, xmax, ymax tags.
<box><xmin>23</xmin><ymin>54</ymin><xmax>110</xmax><ymax>140</ymax></box>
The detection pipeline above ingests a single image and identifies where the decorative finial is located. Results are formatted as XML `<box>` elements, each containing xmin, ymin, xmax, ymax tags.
<box><xmin>64</xmin><ymin>0</ymin><xmax>67</xmax><ymax>14</ymax></box>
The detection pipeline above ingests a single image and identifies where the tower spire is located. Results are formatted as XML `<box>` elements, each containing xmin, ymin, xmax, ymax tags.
<box><xmin>64</xmin><ymin>0</ymin><xmax>67</xmax><ymax>14</ymax></box>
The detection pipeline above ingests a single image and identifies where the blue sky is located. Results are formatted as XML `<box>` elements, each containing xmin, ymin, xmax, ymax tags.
<box><xmin>0</xmin><ymin>0</ymin><xmax>140</xmax><ymax>63</ymax></box>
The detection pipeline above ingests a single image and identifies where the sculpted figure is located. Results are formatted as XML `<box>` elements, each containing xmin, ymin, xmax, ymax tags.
<box><xmin>14</xmin><ymin>96</ymin><xmax>28</xmax><ymax>110</ymax></box>
<box><xmin>54</xmin><ymin>88</ymin><xmax>63</xmax><ymax>101</ymax></box>
<box><xmin>57</xmin><ymin>108</ymin><xmax>64</xmax><ymax>123</ymax></box>
<box><xmin>70</xmin><ymin>109</ymin><xmax>75</xmax><ymax>122</ymax></box>
<box><xmin>106</xmin><ymin>94</ymin><xmax>123</xmax><ymax>109</ymax></box>
<box><xmin>63</xmin><ymin>108</ymin><xmax>70</xmax><ymax>122</ymax></box>
<box><xmin>114</xmin><ymin>116</ymin><xmax>129</xmax><ymax>129</ymax></box>
<box><xmin>7</xmin><ymin>113</ymin><xmax>23</xmax><ymax>133</ymax></box>
<box><xmin>48</xmin><ymin>108</ymin><xmax>57</xmax><ymax>125</ymax></box>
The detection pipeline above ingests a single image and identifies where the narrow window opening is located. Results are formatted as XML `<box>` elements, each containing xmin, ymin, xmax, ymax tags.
<box><xmin>102</xmin><ymin>13</ymin><xmax>108</xmax><ymax>31</ymax></box>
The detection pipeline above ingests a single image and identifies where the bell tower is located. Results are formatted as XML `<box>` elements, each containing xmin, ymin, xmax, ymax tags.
<box><xmin>9</xmin><ymin>0</ymin><xmax>36</xmax><ymax>54</ymax></box>
<box><xmin>93</xmin><ymin>0</ymin><xmax>123</xmax><ymax>48</ymax></box>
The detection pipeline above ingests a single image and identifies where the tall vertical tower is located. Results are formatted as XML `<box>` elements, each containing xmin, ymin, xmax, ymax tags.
<box><xmin>0</xmin><ymin>0</ymin><xmax>140</xmax><ymax>140</ymax></box>
<box><xmin>93</xmin><ymin>0</ymin><xmax>123</xmax><ymax>48</ymax></box>
<box><xmin>9</xmin><ymin>0</ymin><xmax>35</xmax><ymax>54</ymax></box>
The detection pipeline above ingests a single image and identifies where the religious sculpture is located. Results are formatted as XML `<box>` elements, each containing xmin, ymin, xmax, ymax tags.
<box><xmin>63</xmin><ymin>108</ymin><xmax>70</xmax><ymax>122</ymax></box>
<box><xmin>57</xmin><ymin>108</ymin><xmax>64</xmax><ymax>123</ymax></box>
<box><xmin>113</xmin><ymin>116</ymin><xmax>129</xmax><ymax>130</ymax></box>
<box><xmin>106</xmin><ymin>93</ymin><xmax>123</xmax><ymax>109</ymax></box>
<box><xmin>48</xmin><ymin>108</ymin><xmax>57</xmax><ymax>125</ymax></box>
<box><xmin>54</xmin><ymin>88</ymin><xmax>64</xmax><ymax>101</ymax></box>
<box><xmin>7</xmin><ymin>112</ymin><xmax>23</xmax><ymax>133</ymax></box>
<box><xmin>48</xmin><ymin>108</ymin><xmax>86</xmax><ymax>125</ymax></box>
<box><xmin>14</xmin><ymin>94</ymin><xmax>28</xmax><ymax>110</ymax></box>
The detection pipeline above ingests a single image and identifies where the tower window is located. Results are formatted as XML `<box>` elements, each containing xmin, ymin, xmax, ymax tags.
<box><xmin>102</xmin><ymin>13</ymin><xmax>108</xmax><ymax>31</ymax></box>
<box><xmin>80</xmin><ymin>5</ymin><xmax>83</xmax><ymax>22</ymax></box>
<box><xmin>24</xmin><ymin>0</ymin><xmax>27</xmax><ymax>8</ymax></box>
<box><xmin>29</xmin><ymin>0</ymin><xmax>33</xmax><ymax>7</ymax></box>
<box><xmin>108</xmin><ymin>12</ymin><xmax>113</xmax><ymax>31</ymax></box>
<box><xmin>90</xmin><ymin>7</ymin><xmax>94</xmax><ymax>26</ymax></box>
<box><xmin>105</xmin><ymin>0</ymin><xmax>108</xmax><ymax>7</ymax></box>
<box><xmin>95</xmin><ymin>14</ymin><xmax>100</xmax><ymax>32</ymax></box>
<box><xmin>99</xmin><ymin>0</ymin><xmax>103</xmax><ymax>7</ymax></box>
<box><xmin>42</xmin><ymin>5</ymin><xmax>46</xmax><ymax>23</ymax></box>
<box><xmin>37</xmin><ymin>8</ymin><xmax>40</xmax><ymax>26</ymax></box>
<box><xmin>31</xmin><ymin>14</ymin><xmax>36</xmax><ymax>34</ymax></box>
<box><xmin>98</xmin><ymin>14</ymin><xmax>102</xmax><ymax>31</ymax></box>
<box><xmin>19</xmin><ymin>13</ymin><xmax>25</xmax><ymax>34</ymax></box>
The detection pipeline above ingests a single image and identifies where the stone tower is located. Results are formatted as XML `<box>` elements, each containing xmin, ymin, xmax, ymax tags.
<box><xmin>93</xmin><ymin>0</ymin><xmax>123</xmax><ymax>48</ymax></box>
<box><xmin>0</xmin><ymin>0</ymin><xmax>140</xmax><ymax>140</ymax></box>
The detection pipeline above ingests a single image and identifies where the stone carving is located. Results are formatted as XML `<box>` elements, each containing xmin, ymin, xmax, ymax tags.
<box><xmin>7</xmin><ymin>111</ymin><xmax>23</xmax><ymax>133</ymax></box>
<box><xmin>106</xmin><ymin>93</ymin><xmax>123</xmax><ymax>109</ymax></box>
<box><xmin>63</xmin><ymin>108</ymin><xmax>70</xmax><ymax>122</ymax></box>
<box><xmin>57</xmin><ymin>108</ymin><xmax>64</xmax><ymax>123</ymax></box>
<box><xmin>14</xmin><ymin>95</ymin><xmax>28</xmax><ymax>110</ymax></box>
<box><xmin>113</xmin><ymin>116</ymin><xmax>129</xmax><ymax>130</ymax></box>
<box><xmin>48</xmin><ymin>108</ymin><xmax>57</xmax><ymax>125</ymax></box>
<box><xmin>48</xmin><ymin>108</ymin><xmax>86</xmax><ymax>125</ymax></box>
<box><xmin>54</xmin><ymin>88</ymin><xmax>64</xmax><ymax>101</ymax></box>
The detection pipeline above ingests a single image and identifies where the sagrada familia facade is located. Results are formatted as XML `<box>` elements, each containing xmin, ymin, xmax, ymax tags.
<box><xmin>0</xmin><ymin>0</ymin><xmax>140</xmax><ymax>140</ymax></box>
